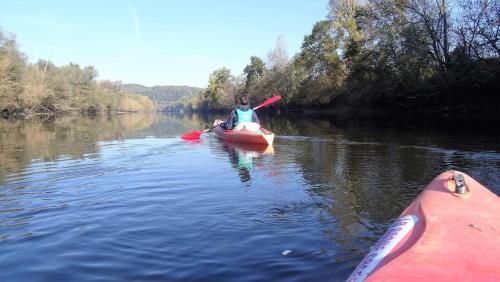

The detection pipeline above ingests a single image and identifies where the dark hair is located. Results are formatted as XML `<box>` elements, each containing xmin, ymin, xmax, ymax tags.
<box><xmin>238</xmin><ymin>92</ymin><xmax>249</xmax><ymax>105</ymax></box>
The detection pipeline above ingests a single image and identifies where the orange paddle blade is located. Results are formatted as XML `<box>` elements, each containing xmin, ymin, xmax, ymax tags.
<box><xmin>181</xmin><ymin>131</ymin><xmax>203</xmax><ymax>140</ymax></box>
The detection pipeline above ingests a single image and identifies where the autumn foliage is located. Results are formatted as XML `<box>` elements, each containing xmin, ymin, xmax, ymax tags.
<box><xmin>0</xmin><ymin>30</ymin><xmax>156</xmax><ymax>117</ymax></box>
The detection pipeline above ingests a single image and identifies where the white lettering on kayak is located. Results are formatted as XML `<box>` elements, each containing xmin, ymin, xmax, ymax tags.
<box><xmin>346</xmin><ymin>215</ymin><xmax>419</xmax><ymax>282</ymax></box>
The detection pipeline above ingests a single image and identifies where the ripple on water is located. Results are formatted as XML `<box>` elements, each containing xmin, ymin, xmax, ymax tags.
<box><xmin>1</xmin><ymin>120</ymin><xmax>499</xmax><ymax>281</ymax></box>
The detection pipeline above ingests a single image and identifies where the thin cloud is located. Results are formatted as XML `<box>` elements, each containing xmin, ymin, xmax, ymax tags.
<box><xmin>126</xmin><ymin>0</ymin><xmax>142</xmax><ymax>43</ymax></box>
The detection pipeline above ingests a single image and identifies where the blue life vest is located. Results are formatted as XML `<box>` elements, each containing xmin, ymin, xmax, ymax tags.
<box><xmin>235</xmin><ymin>108</ymin><xmax>253</xmax><ymax>126</ymax></box>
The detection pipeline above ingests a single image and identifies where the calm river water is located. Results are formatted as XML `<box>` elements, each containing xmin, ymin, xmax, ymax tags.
<box><xmin>1</xmin><ymin>113</ymin><xmax>499</xmax><ymax>281</ymax></box>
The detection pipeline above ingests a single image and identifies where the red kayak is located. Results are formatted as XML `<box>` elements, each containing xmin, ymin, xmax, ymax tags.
<box><xmin>213</xmin><ymin>125</ymin><xmax>274</xmax><ymax>145</ymax></box>
<box><xmin>348</xmin><ymin>171</ymin><xmax>500</xmax><ymax>281</ymax></box>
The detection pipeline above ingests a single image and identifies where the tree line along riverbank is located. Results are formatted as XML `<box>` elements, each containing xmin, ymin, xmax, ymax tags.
<box><xmin>2</xmin><ymin>0</ymin><xmax>499</xmax><ymax>121</ymax></box>
<box><xmin>0</xmin><ymin>30</ymin><xmax>156</xmax><ymax>118</ymax></box>
<box><xmin>169</xmin><ymin>0</ymin><xmax>499</xmax><ymax>121</ymax></box>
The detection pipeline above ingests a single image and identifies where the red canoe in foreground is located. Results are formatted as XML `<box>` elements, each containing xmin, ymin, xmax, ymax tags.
<box><xmin>213</xmin><ymin>126</ymin><xmax>274</xmax><ymax>146</ymax></box>
<box><xmin>348</xmin><ymin>171</ymin><xmax>500</xmax><ymax>282</ymax></box>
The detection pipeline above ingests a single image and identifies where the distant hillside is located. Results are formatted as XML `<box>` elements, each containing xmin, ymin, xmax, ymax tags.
<box><xmin>122</xmin><ymin>84</ymin><xmax>202</xmax><ymax>110</ymax></box>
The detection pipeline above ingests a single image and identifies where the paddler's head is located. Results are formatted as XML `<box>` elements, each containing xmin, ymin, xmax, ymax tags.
<box><xmin>238</xmin><ymin>92</ymin><xmax>249</xmax><ymax>106</ymax></box>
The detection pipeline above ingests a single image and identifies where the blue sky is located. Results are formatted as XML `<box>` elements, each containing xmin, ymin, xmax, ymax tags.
<box><xmin>0</xmin><ymin>0</ymin><xmax>328</xmax><ymax>87</ymax></box>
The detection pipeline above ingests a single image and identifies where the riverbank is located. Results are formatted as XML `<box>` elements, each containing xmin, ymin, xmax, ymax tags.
<box><xmin>291</xmin><ymin>110</ymin><xmax>499</xmax><ymax>133</ymax></box>
<box><xmin>160</xmin><ymin>95</ymin><xmax>500</xmax><ymax>132</ymax></box>
<box><xmin>0</xmin><ymin>109</ymin><xmax>158</xmax><ymax>121</ymax></box>
<box><xmin>281</xmin><ymin>80</ymin><xmax>500</xmax><ymax>132</ymax></box>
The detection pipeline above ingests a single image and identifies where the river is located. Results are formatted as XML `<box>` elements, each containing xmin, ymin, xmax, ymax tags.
<box><xmin>1</xmin><ymin>113</ymin><xmax>499</xmax><ymax>281</ymax></box>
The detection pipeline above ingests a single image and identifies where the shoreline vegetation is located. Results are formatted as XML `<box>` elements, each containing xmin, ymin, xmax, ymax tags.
<box><xmin>2</xmin><ymin>0</ymin><xmax>499</xmax><ymax>124</ymax></box>
<box><xmin>0</xmin><ymin>30</ymin><xmax>156</xmax><ymax>119</ymax></box>
<box><xmin>170</xmin><ymin>0</ymin><xmax>499</xmax><ymax>123</ymax></box>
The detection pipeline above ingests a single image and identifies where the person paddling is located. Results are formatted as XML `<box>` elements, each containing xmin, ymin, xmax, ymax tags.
<box><xmin>215</xmin><ymin>92</ymin><xmax>260</xmax><ymax>130</ymax></box>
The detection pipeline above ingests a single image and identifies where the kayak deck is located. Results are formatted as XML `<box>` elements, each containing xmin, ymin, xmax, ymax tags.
<box><xmin>213</xmin><ymin>125</ymin><xmax>274</xmax><ymax>145</ymax></box>
<box><xmin>348</xmin><ymin>171</ymin><xmax>500</xmax><ymax>281</ymax></box>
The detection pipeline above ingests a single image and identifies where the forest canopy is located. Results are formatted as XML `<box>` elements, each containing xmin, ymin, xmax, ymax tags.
<box><xmin>190</xmin><ymin>0</ymin><xmax>499</xmax><ymax>115</ymax></box>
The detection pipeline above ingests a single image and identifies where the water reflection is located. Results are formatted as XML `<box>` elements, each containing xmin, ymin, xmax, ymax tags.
<box><xmin>0</xmin><ymin>112</ymin><xmax>499</xmax><ymax>281</ymax></box>
<box><xmin>0</xmin><ymin>113</ymin><xmax>156</xmax><ymax>177</ymax></box>
<box><xmin>219</xmin><ymin>142</ymin><xmax>274</xmax><ymax>183</ymax></box>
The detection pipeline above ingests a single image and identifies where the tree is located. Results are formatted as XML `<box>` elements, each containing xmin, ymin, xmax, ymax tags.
<box><xmin>345</xmin><ymin>0</ymin><xmax>434</xmax><ymax>97</ymax></box>
<box><xmin>455</xmin><ymin>0</ymin><xmax>500</xmax><ymax>59</ymax></box>
<box><xmin>267</xmin><ymin>35</ymin><xmax>289</xmax><ymax>71</ymax></box>
<box><xmin>262</xmin><ymin>36</ymin><xmax>304</xmax><ymax>104</ymax></box>
<box><xmin>328</xmin><ymin>0</ymin><xmax>364</xmax><ymax>60</ymax></box>
<box><xmin>406</xmin><ymin>0</ymin><xmax>453</xmax><ymax>70</ymax></box>
<box><xmin>203</xmin><ymin>67</ymin><xmax>232</xmax><ymax>109</ymax></box>
<box><xmin>295</xmin><ymin>20</ymin><xmax>344</xmax><ymax>104</ymax></box>
<box><xmin>299</xmin><ymin>20</ymin><xmax>342</xmax><ymax>77</ymax></box>
<box><xmin>0</xmin><ymin>31</ymin><xmax>26</xmax><ymax>113</ymax></box>
<box><xmin>243</xmin><ymin>56</ymin><xmax>266</xmax><ymax>90</ymax></box>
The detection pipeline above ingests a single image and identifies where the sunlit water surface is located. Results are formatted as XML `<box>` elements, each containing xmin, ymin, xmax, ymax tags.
<box><xmin>1</xmin><ymin>113</ymin><xmax>499</xmax><ymax>281</ymax></box>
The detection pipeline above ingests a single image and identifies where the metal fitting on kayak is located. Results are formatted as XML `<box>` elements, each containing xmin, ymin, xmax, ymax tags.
<box><xmin>453</xmin><ymin>173</ymin><xmax>466</xmax><ymax>194</ymax></box>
